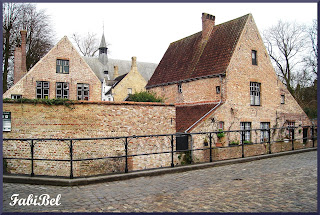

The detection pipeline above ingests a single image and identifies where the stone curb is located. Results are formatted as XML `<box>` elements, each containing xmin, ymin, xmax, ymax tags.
<box><xmin>3</xmin><ymin>147</ymin><xmax>317</xmax><ymax>186</ymax></box>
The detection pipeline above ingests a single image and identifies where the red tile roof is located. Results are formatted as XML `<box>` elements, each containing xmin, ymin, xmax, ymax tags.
<box><xmin>147</xmin><ymin>14</ymin><xmax>249</xmax><ymax>88</ymax></box>
<box><xmin>176</xmin><ymin>102</ymin><xmax>221</xmax><ymax>132</ymax></box>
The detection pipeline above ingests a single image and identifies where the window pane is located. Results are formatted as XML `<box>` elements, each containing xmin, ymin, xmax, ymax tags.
<box><xmin>56</xmin><ymin>82</ymin><xmax>62</xmax><ymax>89</ymax></box>
<box><xmin>64</xmin><ymin>65</ymin><xmax>69</xmax><ymax>73</ymax></box>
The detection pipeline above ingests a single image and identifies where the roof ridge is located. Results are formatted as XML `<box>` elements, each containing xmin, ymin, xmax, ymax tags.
<box><xmin>215</xmin><ymin>13</ymin><xmax>251</xmax><ymax>27</ymax></box>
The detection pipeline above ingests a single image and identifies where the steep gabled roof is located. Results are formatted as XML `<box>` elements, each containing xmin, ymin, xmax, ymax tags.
<box><xmin>176</xmin><ymin>102</ymin><xmax>221</xmax><ymax>132</ymax></box>
<box><xmin>147</xmin><ymin>14</ymin><xmax>250</xmax><ymax>88</ymax></box>
<box><xmin>84</xmin><ymin>57</ymin><xmax>158</xmax><ymax>82</ymax></box>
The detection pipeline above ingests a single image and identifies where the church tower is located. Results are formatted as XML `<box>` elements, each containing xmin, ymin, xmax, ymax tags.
<box><xmin>98</xmin><ymin>33</ymin><xmax>108</xmax><ymax>65</ymax></box>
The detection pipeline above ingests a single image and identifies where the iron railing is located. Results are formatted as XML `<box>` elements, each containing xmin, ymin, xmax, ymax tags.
<box><xmin>3</xmin><ymin>125</ymin><xmax>317</xmax><ymax>179</ymax></box>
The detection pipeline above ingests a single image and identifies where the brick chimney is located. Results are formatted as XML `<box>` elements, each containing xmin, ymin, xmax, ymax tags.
<box><xmin>131</xmin><ymin>56</ymin><xmax>137</xmax><ymax>68</ymax></box>
<box><xmin>113</xmin><ymin>65</ymin><xmax>119</xmax><ymax>79</ymax></box>
<box><xmin>202</xmin><ymin>13</ymin><xmax>215</xmax><ymax>40</ymax></box>
<box><xmin>14</xmin><ymin>30</ymin><xmax>27</xmax><ymax>84</ymax></box>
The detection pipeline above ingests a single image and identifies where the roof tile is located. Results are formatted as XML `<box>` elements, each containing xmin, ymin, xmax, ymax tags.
<box><xmin>147</xmin><ymin>14</ymin><xmax>249</xmax><ymax>87</ymax></box>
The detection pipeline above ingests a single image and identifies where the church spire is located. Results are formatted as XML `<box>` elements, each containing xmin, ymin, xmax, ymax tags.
<box><xmin>99</xmin><ymin>24</ymin><xmax>108</xmax><ymax>65</ymax></box>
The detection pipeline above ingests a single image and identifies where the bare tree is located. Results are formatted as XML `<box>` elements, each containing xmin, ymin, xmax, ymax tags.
<box><xmin>304</xmin><ymin>19</ymin><xmax>317</xmax><ymax>77</ymax></box>
<box><xmin>72</xmin><ymin>32</ymin><xmax>100</xmax><ymax>57</ymax></box>
<box><xmin>2</xmin><ymin>3</ymin><xmax>54</xmax><ymax>92</ymax></box>
<box><xmin>263</xmin><ymin>21</ymin><xmax>307</xmax><ymax>94</ymax></box>
<box><xmin>2</xmin><ymin>3</ymin><xmax>22</xmax><ymax>92</ymax></box>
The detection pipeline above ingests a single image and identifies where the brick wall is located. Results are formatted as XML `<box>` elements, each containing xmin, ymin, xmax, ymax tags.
<box><xmin>149</xmin><ymin>77</ymin><xmax>224</xmax><ymax>104</ymax></box>
<box><xmin>4</xmin><ymin>36</ymin><xmax>101</xmax><ymax>101</ymax></box>
<box><xmin>3</xmin><ymin>101</ymin><xmax>176</xmax><ymax>177</ymax></box>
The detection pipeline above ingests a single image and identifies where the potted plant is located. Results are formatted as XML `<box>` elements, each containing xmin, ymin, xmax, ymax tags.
<box><xmin>284</xmin><ymin>134</ymin><xmax>290</xmax><ymax>143</ymax></box>
<box><xmin>229</xmin><ymin>140</ymin><xmax>239</xmax><ymax>146</ymax></box>
<box><xmin>216</xmin><ymin>129</ymin><xmax>225</xmax><ymax>147</ymax></box>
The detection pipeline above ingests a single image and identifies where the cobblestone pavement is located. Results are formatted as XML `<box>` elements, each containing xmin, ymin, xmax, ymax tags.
<box><xmin>2</xmin><ymin>151</ymin><xmax>317</xmax><ymax>212</ymax></box>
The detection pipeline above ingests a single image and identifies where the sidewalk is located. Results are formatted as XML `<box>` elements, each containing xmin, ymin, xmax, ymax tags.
<box><xmin>3</xmin><ymin>147</ymin><xmax>316</xmax><ymax>186</ymax></box>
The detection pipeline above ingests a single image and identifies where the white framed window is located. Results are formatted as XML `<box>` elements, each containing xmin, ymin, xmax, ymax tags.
<box><xmin>56</xmin><ymin>59</ymin><xmax>69</xmax><ymax>74</ymax></box>
<box><xmin>178</xmin><ymin>83</ymin><xmax>182</xmax><ymax>94</ymax></box>
<box><xmin>252</xmin><ymin>50</ymin><xmax>257</xmax><ymax>65</ymax></box>
<box><xmin>77</xmin><ymin>83</ymin><xmax>89</xmax><ymax>100</ymax></box>
<box><xmin>281</xmin><ymin>95</ymin><xmax>285</xmax><ymax>104</ymax></box>
<box><xmin>127</xmin><ymin>88</ymin><xmax>132</xmax><ymax>95</ymax></box>
<box><xmin>260</xmin><ymin>122</ymin><xmax>270</xmax><ymax>142</ymax></box>
<box><xmin>240</xmin><ymin>122</ymin><xmax>251</xmax><ymax>143</ymax></box>
<box><xmin>56</xmin><ymin>82</ymin><xmax>69</xmax><ymax>99</ymax></box>
<box><xmin>36</xmin><ymin>81</ymin><xmax>49</xmax><ymax>99</ymax></box>
<box><xmin>3</xmin><ymin>112</ymin><xmax>11</xmax><ymax>132</ymax></box>
<box><xmin>250</xmin><ymin>82</ymin><xmax>261</xmax><ymax>106</ymax></box>
<box><xmin>11</xmin><ymin>94</ymin><xmax>22</xmax><ymax>99</ymax></box>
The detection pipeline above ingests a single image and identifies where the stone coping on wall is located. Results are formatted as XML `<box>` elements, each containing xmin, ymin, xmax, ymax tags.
<box><xmin>3</xmin><ymin>99</ymin><xmax>175</xmax><ymax>107</ymax></box>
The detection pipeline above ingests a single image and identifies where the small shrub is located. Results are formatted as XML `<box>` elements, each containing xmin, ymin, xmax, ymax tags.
<box><xmin>217</xmin><ymin>129</ymin><xmax>225</xmax><ymax>139</ymax></box>
<box><xmin>126</xmin><ymin>91</ymin><xmax>164</xmax><ymax>103</ymax></box>
<box><xmin>229</xmin><ymin>140</ymin><xmax>239</xmax><ymax>146</ymax></box>
<box><xmin>178</xmin><ymin>151</ymin><xmax>192</xmax><ymax>165</ymax></box>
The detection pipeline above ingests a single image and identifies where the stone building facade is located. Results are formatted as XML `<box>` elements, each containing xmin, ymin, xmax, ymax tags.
<box><xmin>4</xmin><ymin>32</ymin><xmax>158</xmax><ymax>102</ymax></box>
<box><xmin>146</xmin><ymin>13</ymin><xmax>312</xmax><ymax>162</ymax></box>
<box><xmin>4</xmin><ymin>36</ymin><xmax>102</xmax><ymax>101</ymax></box>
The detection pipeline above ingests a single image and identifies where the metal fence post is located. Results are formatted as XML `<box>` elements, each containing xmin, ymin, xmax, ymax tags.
<box><xmin>31</xmin><ymin>140</ymin><xmax>34</xmax><ymax>177</ymax></box>
<box><xmin>291</xmin><ymin>127</ymin><xmax>295</xmax><ymax>150</ymax></box>
<box><xmin>241</xmin><ymin>131</ymin><xmax>245</xmax><ymax>158</ymax></box>
<box><xmin>209</xmin><ymin>133</ymin><xmax>212</xmax><ymax>162</ymax></box>
<box><xmin>171</xmin><ymin>135</ymin><xmax>174</xmax><ymax>167</ymax></box>
<box><xmin>70</xmin><ymin>140</ymin><xmax>73</xmax><ymax>179</ymax></box>
<box><xmin>311</xmin><ymin>126</ymin><xmax>315</xmax><ymax>148</ymax></box>
<box><xmin>125</xmin><ymin>137</ymin><xmax>128</xmax><ymax>173</ymax></box>
<box><xmin>268</xmin><ymin>129</ymin><xmax>271</xmax><ymax>154</ymax></box>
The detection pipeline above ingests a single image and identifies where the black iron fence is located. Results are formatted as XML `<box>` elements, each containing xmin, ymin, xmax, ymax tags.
<box><xmin>3</xmin><ymin>125</ymin><xmax>317</xmax><ymax>179</ymax></box>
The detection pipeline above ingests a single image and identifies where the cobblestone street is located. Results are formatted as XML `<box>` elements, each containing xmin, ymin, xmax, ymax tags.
<box><xmin>2</xmin><ymin>151</ymin><xmax>317</xmax><ymax>212</ymax></box>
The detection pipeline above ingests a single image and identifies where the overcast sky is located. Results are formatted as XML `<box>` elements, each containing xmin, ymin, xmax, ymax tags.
<box><xmin>36</xmin><ymin>3</ymin><xmax>317</xmax><ymax>64</ymax></box>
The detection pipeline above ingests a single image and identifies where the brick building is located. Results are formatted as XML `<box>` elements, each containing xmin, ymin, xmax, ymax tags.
<box><xmin>4</xmin><ymin>31</ymin><xmax>157</xmax><ymax>102</ymax></box>
<box><xmin>147</xmin><ymin>13</ymin><xmax>311</xmax><ymax>146</ymax></box>
<box><xmin>83</xmin><ymin>33</ymin><xmax>158</xmax><ymax>101</ymax></box>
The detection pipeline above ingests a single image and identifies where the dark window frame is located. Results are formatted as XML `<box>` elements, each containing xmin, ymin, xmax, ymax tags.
<box><xmin>240</xmin><ymin>122</ymin><xmax>251</xmax><ymax>144</ymax></box>
<box><xmin>260</xmin><ymin>122</ymin><xmax>270</xmax><ymax>143</ymax></box>
<box><xmin>281</xmin><ymin>94</ymin><xmax>285</xmax><ymax>104</ymax></box>
<box><xmin>250</xmin><ymin>82</ymin><xmax>261</xmax><ymax>106</ymax></box>
<box><xmin>252</xmin><ymin>50</ymin><xmax>257</xmax><ymax>65</ymax></box>
<box><xmin>178</xmin><ymin>83</ymin><xmax>182</xmax><ymax>94</ymax></box>
<box><xmin>56</xmin><ymin>82</ymin><xmax>69</xmax><ymax>99</ymax></box>
<box><xmin>56</xmin><ymin>59</ymin><xmax>69</xmax><ymax>74</ymax></box>
<box><xmin>216</xmin><ymin>86</ymin><xmax>220</xmax><ymax>94</ymax></box>
<box><xmin>36</xmin><ymin>81</ymin><xmax>50</xmax><ymax>99</ymax></box>
<box><xmin>11</xmin><ymin>94</ymin><xmax>22</xmax><ymax>99</ymax></box>
<box><xmin>77</xmin><ymin>83</ymin><xmax>89</xmax><ymax>101</ymax></box>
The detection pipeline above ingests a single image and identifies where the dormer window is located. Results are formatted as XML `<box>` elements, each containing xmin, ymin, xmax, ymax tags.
<box><xmin>56</xmin><ymin>59</ymin><xmax>69</xmax><ymax>74</ymax></box>
<box><xmin>252</xmin><ymin>50</ymin><xmax>257</xmax><ymax>65</ymax></box>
